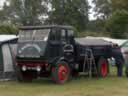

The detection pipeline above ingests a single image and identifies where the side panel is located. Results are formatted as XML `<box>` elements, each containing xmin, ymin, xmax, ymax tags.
<box><xmin>2</xmin><ymin>44</ymin><xmax>14</xmax><ymax>72</ymax></box>
<box><xmin>91</xmin><ymin>46</ymin><xmax>112</xmax><ymax>59</ymax></box>
<box><xmin>76</xmin><ymin>45</ymin><xmax>112</xmax><ymax>61</ymax></box>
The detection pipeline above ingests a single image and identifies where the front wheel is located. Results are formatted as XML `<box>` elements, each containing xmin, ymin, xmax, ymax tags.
<box><xmin>51</xmin><ymin>61</ymin><xmax>70</xmax><ymax>84</ymax></box>
<box><xmin>97</xmin><ymin>57</ymin><xmax>109</xmax><ymax>77</ymax></box>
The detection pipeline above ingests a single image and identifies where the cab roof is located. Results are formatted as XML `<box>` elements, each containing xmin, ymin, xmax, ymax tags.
<box><xmin>19</xmin><ymin>25</ymin><xmax>74</xmax><ymax>30</ymax></box>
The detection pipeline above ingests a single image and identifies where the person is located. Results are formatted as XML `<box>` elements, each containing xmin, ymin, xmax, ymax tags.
<box><xmin>112</xmin><ymin>44</ymin><xmax>125</xmax><ymax>77</ymax></box>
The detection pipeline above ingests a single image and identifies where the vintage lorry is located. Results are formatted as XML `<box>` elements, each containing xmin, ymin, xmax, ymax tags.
<box><xmin>16</xmin><ymin>25</ymin><xmax>122</xmax><ymax>84</ymax></box>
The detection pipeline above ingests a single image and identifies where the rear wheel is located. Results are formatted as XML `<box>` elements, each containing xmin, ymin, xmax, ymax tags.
<box><xmin>51</xmin><ymin>61</ymin><xmax>70</xmax><ymax>84</ymax></box>
<box><xmin>97</xmin><ymin>57</ymin><xmax>109</xmax><ymax>77</ymax></box>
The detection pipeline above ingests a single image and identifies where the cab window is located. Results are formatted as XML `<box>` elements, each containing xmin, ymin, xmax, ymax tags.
<box><xmin>68</xmin><ymin>30</ymin><xmax>74</xmax><ymax>37</ymax></box>
<box><xmin>50</xmin><ymin>28</ymin><xmax>61</xmax><ymax>41</ymax></box>
<box><xmin>61</xmin><ymin>29</ymin><xmax>66</xmax><ymax>42</ymax></box>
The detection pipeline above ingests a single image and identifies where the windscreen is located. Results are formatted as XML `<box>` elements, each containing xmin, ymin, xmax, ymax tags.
<box><xmin>19</xmin><ymin>29</ymin><xmax>50</xmax><ymax>42</ymax></box>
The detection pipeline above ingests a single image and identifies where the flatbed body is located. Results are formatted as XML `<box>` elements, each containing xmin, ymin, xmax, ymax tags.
<box><xmin>75</xmin><ymin>38</ymin><xmax>112</xmax><ymax>61</ymax></box>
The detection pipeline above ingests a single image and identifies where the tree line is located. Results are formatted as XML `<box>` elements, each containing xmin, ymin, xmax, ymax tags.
<box><xmin>0</xmin><ymin>0</ymin><xmax>127</xmax><ymax>38</ymax></box>
<box><xmin>92</xmin><ymin>0</ymin><xmax>128</xmax><ymax>38</ymax></box>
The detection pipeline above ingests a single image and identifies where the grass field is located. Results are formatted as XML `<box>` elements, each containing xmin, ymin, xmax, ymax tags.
<box><xmin>0</xmin><ymin>67</ymin><xmax>128</xmax><ymax>96</ymax></box>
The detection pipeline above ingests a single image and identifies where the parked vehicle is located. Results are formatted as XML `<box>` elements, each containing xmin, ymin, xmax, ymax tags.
<box><xmin>121</xmin><ymin>41</ymin><xmax>128</xmax><ymax>63</ymax></box>
<box><xmin>121</xmin><ymin>41</ymin><xmax>128</xmax><ymax>76</ymax></box>
<box><xmin>16</xmin><ymin>25</ymin><xmax>123</xmax><ymax>84</ymax></box>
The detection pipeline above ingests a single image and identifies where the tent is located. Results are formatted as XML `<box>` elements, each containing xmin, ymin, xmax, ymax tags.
<box><xmin>0</xmin><ymin>35</ymin><xmax>18</xmax><ymax>80</ymax></box>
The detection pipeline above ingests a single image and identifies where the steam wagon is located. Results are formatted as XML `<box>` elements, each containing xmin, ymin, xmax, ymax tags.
<box><xmin>16</xmin><ymin>25</ymin><xmax>121</xmax><ymax>84</ymax></box>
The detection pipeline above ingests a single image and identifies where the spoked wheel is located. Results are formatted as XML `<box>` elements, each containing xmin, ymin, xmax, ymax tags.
<box><xmin>51</xmin><ymin>61</ymin><xmax>70</xmax><ymax>84</ymax></box>
<box><xmin>97</xmin><ymin>57</ymin><xmax>108</xmax><ymax>77</ymax></box>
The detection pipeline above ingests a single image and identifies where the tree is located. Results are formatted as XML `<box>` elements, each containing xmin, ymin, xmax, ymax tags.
<box><xmin>47</xmin><ymin>0</ymin><xmax>89</xmax><ymax>31</ymax></box>
<box><xmin>92</xmin><ymin>0</ymin><xmax>112</xmax><ymax>20</ymax></box>
<box><xmin>93</xmin><ymin>0</ymin><xmax>128</xmax><ymax>19</ymax></box>
<box><xmin>111</xmin><ymin>0</ymin><xmax>128</xmax><ymax>11</ymax></box>
<box><xmin>0</xmin><ymin>0</ymin><xmax>48</xmax><ymax>25</ymax></box>
<box><xmin>87</xmin><ymin>19</ymin><xmax>106</xmax><ymax>32</ymax></box>
<box><xmin>105</xmin><ymin>10</ymin><xmax>128</xmax><ymax>38</ymax></box>
<box><xmin>0</xmin><ymin>23</ymin><xmax>18</xmax><ymax>34</ymax></box>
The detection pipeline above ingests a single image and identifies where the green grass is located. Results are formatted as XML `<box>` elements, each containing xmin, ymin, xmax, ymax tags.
<box><xmin>0</xmin><ymin>67</ymin><xmax>128</xmax><ymax>96</ymax></box>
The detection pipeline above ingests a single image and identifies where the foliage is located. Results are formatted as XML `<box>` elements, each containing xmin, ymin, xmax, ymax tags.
<box><xmin>111</xmin><ymin>0</ymin><xmax>128</xmax><ymax>11</ymax></box>
<box><xmin>77</xmin><ymin>31</ymin><xmax>110</xmax><ymax>37</ymax></box>
<box><xmin>0</xmin><ymin>0</ymin><xmax>48</xmax><ymax>25</ymax></box>
<box><xmin>105</xmin><ymin>10</ymin><xmax>128</xmax><ymax>38</ymax></box>
<box><xmin>92</xmin><ymin>0</ymin><xmax>128</xmax><ymax>38</ymax></box>
<box><xmin>0</xmin><ymin>23</ymin><xmax>18</xmax><ymax>34</ymax></box>
<box><xmin>87</xmin><ymin>19</ymin><xmax>106</xmax><ymax>32</ymax></box>
<box><xmin>47</xmin><ymin>0</ymin><xmax>89</xmax><ymax>31</ymax></box>
<box><xmin>92</xmin><ymin>0</ymin><xmax>128</xmax><ymax>19</ymax></box>
<box><xmin>92</xmin><ymin>0</ymin><xmax>112</xmax><ymax>19</ymax></box>
<box><xmin>0</xmin><ymin>0</ymin><xmax>127</xmax><ymax>38</ymax></box>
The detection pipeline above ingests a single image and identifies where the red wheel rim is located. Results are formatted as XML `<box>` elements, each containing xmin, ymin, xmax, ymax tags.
<box><xmin>101</xmin><ymin>60</ymin><xmax>107</xmax><ymax>77</ymax></box>
<box><xmin>57</xmin><ymin>65</ymin><xmax>69</xmax><ymax>82</ymax></box>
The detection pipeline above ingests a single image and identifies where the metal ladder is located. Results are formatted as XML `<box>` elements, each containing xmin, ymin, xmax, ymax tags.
<box><xmin>83</xmin><ymin>48</ymin><xmax>97</xmax><ymax>78</ymax></box>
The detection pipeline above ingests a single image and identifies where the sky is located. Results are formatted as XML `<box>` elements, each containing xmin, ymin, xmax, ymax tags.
<box><xmin>0</xmin><ymin>0</ymin><xmax>96</xmax><ymax>20</ymax></box>
<box><xmin>0</xmin><ymin>0</ymin><xmax>5</xmax><ymax>6</ymax></box>
<box><xmin>88</xmin><ymin>0</ymin><xmax>96</xmax><ymax>20</ymax></box>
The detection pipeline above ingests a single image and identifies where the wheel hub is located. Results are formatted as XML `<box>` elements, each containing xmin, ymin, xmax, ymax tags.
<box><xmin>58</xmin><ymin>65</ymin><xmax>68</xmax><ymax>81</ymax></box>
<box><xmin>101</xmin><ymin>61</ymin><xmax>107</xmax><ymax>77</ymax></box>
